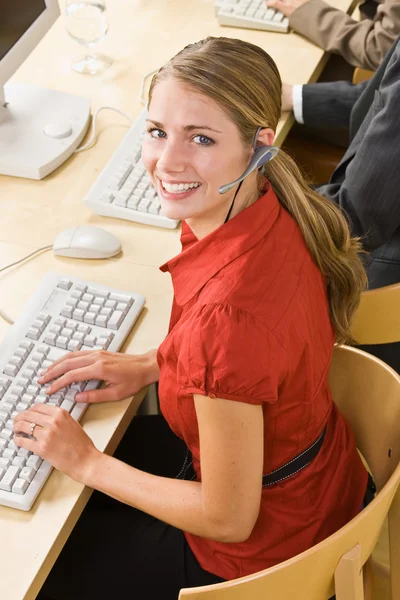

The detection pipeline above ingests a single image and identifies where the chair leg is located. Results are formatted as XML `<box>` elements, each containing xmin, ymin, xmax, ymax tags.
<box><xmin>388</xmin><ymin>486</ymin><xmax>400</xmax><ymax>600</ymax></box>
<box><xmin>335</xmin><ymin>544</ymin><xmax>364</xmax><ymax>600</ymax></box>
<box><xmin>363</xmin><ymin>558</ymin><xmax>374</xmax><ymax>600</ymax></box>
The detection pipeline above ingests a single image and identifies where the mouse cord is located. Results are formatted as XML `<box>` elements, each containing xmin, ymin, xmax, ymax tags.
<box><xmin>0</xmin><ymin>245</ymin><xmax>53</xmax><ymax>325</ymax></box>
<box><xmin>74</xmin><ymin>106</ymin><xmax>133</xmax><ymax>153</ymax></box>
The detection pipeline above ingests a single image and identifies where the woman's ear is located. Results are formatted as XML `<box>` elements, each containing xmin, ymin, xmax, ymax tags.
<box><xmin>255</xmin><ymin>127</ymin><xmax>275</xmax><ymax>148</ymax></box>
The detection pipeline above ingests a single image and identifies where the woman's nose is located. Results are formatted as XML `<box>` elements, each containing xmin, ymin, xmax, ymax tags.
<box><xmin>157</xmin><ymin>139</ymin><xmax>187</xmax><ymax>174</ymax></box>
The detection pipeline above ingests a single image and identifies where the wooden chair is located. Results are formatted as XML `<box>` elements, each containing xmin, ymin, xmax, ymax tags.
<box><xmin>352</xmin><ymin>282</ymin><xmax>400</xmax><ymax>345</ymax></box>
<box><xmin>351</xmin><ymin>282</ymin><xmax>400</xmax><ymax>596</ymax></box>
<box><xmin>353</xmin><ymin>68</ymin><xmax>375</xmax><ymax>84</ymax></box>
<box><xmin>179</xmin><ymin>346</ymin><xmax>400</xmax><ymax>600</ymax></box>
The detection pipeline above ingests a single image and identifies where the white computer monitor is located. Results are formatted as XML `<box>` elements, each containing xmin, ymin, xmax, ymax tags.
<box><xmin>0</xmin><ymin>0</ymin><xmax>90</xmax><ymax>179</ymax></box>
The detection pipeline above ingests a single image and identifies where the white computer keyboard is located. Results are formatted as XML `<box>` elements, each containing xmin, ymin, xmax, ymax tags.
<box><xmin>0</xmin><ymin>272</ymin><xmax>145</xmax><ymax>510</ymax></box>
<box><xmin>216</xmin><ymin>0</ymin><xmax>289</xmax><ymax>32</ymax></box>
<box><xmin>84</xmin><ymin>108</ymin><xmax>179</xmax><ymax>230</ymax></box>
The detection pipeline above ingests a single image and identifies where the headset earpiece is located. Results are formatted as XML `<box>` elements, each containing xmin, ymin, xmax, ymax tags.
<box><xmin>218</xmin><ymin>145</ymin><xmax>279</xmax><ymax>195</ymax></box>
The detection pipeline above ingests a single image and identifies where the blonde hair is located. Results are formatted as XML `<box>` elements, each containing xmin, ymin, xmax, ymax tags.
<box><xmin>148</xmin><ymin>37</ymin><xmax>367</xmax><ymax>344</ymax></box>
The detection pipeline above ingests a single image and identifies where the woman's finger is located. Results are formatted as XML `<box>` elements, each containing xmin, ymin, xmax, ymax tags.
<box><xmin>13</xmin><ymin>419</ymin><xmax>43</xmax><ymax>439</ymax></box>
<box><xmin>13</xmin><ymin>434</ymin><xmax>37</xmax><ymax>453</ymax></box>
<box><xmin>77</xmin><ymin>384</ymin><xmax>123</xmax><ymax>404</ymax></box>
<box><xmin>13</xmin><ymin>408</ymin><xmax>52</xmax><ymax>430</ymax></box>
<box><xmin>38</xmin><ymin>351</ymin><xmax>98</xmax><ymax>383</ymax></box>
<box><xmin>42</xmin><ymin>363</ymin><xmax>106</xmax><ymax>395</ymax></box>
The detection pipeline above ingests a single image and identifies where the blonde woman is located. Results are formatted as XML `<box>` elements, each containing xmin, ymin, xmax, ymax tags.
<box><xmin>20</xmin><ymin>38</ymin><xmax>369</xmax><ymax>600</ymax></box>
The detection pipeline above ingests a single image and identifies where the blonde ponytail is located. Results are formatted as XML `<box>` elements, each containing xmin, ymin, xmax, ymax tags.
<box><xmin>264</xmin><ymin>151</ymin><xmax>367</xmax><ymax>343</ymax></box>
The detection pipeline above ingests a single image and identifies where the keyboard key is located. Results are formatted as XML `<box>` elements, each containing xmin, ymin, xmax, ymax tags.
<box><xmin>70</xmin><ymin>382</ymin><xmax>86</xmax><ymax>392</ymax></box>
<box><xmin>108</xmin><ymin>311</ymin><xmax>125</xmax><ymax>330</ymax></box>
<box><xmin>26</xmin><ymin>455</ymin><xmax>42</xmax><ymax>471</ymax></box>
<box><xmin>4</xmin><ymin>364</ymin><xmax>18</xmax><ymax>377</ymax></box>
<box><xmin>61</xmin><ymin>328</ymin><xmax>74</xmax><ymax>339</ymax></box>
<box><xmin>105</xmin><ymin>299</ymin><xmax>116</xmax><ymax>309</ymax></box>
<box><xmin>97</xmin><ymin>336</ymin><xmax>111</xmax><ymax>349</ymax></box>
<box><xmin>20</xmin><ymin>341</ymin><xmax>34</xmax><ymax>352</ymax></box>
<box><xmin>57</xmin><ymin>279</ymin><xmax>72</xmax><ymax>290</ymax></box>
<box><xmin>84</xmin><ymin>335</ymin><xmax>96</xmax><ymax>347</ymax></box>
<box><xmin>67</xmin><ymin>339</ymin><xmax>82</xmax><ymax>352</ymax></box>
<box><xmin>100</xmin><ymin>191</ymin><xmax>114</xmax><ymax>203</ymax></box>
<box><xmin>0</xmin><ymin>429</ymin><xmax>13</xmax><ymax>441</ymax></box>
<box><xmin>87</xmin><ymin>287</ymin><xmax>110</xmax><ymax>298</ymax></box>
<box><xmin>14</xmin><ymin>347</ymin><xmax>29</xmax><ymax>360</ymax></box>
<box><xmin>26</xmin><ymin>327</ymin><xmax>41</xmax><ymax>341</ymax></box>
<box><xmin>56</xmin><ymin>336</ymin><xmax>69</xmax><ymax>350</ymax></box>
<box><xmin>9</xmin><ymin>355</ymin><xmax>24</xmax><ymax>368</ymax></box>
<box><xmin>19</xmin><ymin>466</ymin><xmax>35</xmax><ymax>482</ymax></box>
<box><xmin>3</xmin><ymin>448</ymin><xmax>17</xmax><ymax>460</ymax></box>
<box><xmin>84</xmin><ymin>312</ymin><xmax>96</xmax><ymax>325</ymax></box>
<box><xmin>77</xmin><ymin>323</ymin><xmax>91</xmax><ymax>334</ymax></box>
<box><xmin>54</xmin><ymin>317</ymin><xmax>66</xmax><ymax>327</ymax></box>
<box><xmin>95</xmin><ymin>315</ymin><xmax>108</xmax><ymax>328</ymax></box>
<box><xmin>44</xmin><ymin>333</ymin><xmax>57</xmax><ymax>346</ymax></box>
<box><xmin>110</xmin><ymin>293</ymin><xmax>133</xmax><ymax>305</ymax></box>
<box><xmin>12</xmin><ymin>478</ymin><xmax>29</xmax><ymax>494</ymax></box>
<box><xmin>60</xmin><ymin>399</ymin><xmax>75</xmax><ymax>413</ymax></box>
<box><xmin>0</xmin><ymin>466</ymin><xmax>20</xmax><ymax>491</ymax></box>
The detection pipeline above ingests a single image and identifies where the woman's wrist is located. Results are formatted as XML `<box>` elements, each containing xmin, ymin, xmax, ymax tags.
<box><xmin>140</xmin><ymin>348</ymin><xmax>160</xmax><ymax>386</ymax></box>
<box><xmin>80</xmin><ymin>447</ymin><xmax>107</xmax><ymax>487</ymax></box>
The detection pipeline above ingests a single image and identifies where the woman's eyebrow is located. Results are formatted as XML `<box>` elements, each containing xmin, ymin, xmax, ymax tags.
<box><xmin>145</xmin><ymin>119</ymin><xmax>222</xmax><ymax>134</ymax></box>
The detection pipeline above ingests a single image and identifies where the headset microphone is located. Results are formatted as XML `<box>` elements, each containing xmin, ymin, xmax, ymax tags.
<box><xmin>218</xmin><ymin>145</ymin><xmax>279</xmax><ymax>195</ymax></box>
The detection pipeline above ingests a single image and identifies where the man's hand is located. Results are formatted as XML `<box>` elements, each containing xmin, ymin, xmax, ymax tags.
<box><xmin>266</xmin><ymin>0</ymin><xmax>310</xmax><ymax>18</ymax></box>
<box><xmin>281</xmin><ymin>83</ymin><xmax>294</xmax><ymax>112</ymax></box>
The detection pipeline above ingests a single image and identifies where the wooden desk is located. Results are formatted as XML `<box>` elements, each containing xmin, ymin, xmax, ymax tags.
<box><xmin>0</xmin><ymin>1</ymin><xmax>357</xmax><ymax>598</ymax></box>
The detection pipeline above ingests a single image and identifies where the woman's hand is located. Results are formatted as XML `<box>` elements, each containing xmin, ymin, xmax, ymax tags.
<box><xmin>38</xmin><ymin>349</ymin><xmax>159</xmax><ymax>404</ymax></box>
<box><xmin>13</xmin><ymin>404</ymin><xmax>101</xmax><ymax>483</ymax></box>
<box><xmin>265</xmin><ymin>0</ymin><xmax>310</xmax><ymax>17</ymax></box>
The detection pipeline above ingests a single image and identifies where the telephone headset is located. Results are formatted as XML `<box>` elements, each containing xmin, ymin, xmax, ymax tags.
<box><xmin>219</xmin><ymin>127</ymin><xmax>279</xmax><ymax>222</ymax></box>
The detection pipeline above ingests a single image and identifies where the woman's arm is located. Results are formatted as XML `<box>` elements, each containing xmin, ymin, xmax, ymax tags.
<box><xmin>14</xmin><ymin>395</ymin><xmax>264</xmax><ymax>543</ymax></box>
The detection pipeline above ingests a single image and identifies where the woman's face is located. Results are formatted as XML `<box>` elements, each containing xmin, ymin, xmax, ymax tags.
<box><xmin>141</xmin><ymin>77</ymin><xmax>259</xmax><ymax>225</ymax></box>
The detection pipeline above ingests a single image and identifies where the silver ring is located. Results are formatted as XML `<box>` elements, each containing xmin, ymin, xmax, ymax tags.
<box><xmin>30</xmin><ymin>422</ymin><xmax>37</xmax><ymax>438</ymax></box>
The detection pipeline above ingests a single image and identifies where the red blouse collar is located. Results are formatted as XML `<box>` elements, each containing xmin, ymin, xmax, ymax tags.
<box><xmin>160</xmin><ymin>184</ymin><xmax>280</xmax><ymax>306</ymax></box>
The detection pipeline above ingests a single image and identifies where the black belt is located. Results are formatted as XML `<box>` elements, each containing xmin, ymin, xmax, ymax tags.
<box><xmin>262</xmin><ymin>426</ymin><xmax>326</xmax><ymax>487</ymax></box>
<box><xmin>177</xmin><ymin>426</ymin><xmax>326</xmax><ymax>487</ymax></box>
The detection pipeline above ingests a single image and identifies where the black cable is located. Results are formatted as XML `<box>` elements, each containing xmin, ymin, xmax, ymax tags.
<box><xmin>224</xmin><ymin>180</ymin><xmax>244</xmax><ymax>224</ymax></box>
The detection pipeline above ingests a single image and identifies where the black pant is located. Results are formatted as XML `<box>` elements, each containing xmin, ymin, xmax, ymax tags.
<box><xmin>38</xmin><ymin>415</ymin><xmax>224</xmax><ymax>600</ymax></box>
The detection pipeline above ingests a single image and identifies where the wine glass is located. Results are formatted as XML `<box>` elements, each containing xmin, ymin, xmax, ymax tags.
<box><xmin>65</xmin><ymin>0</ymin><xmax>113</xmax><ymax>75</ymax></box>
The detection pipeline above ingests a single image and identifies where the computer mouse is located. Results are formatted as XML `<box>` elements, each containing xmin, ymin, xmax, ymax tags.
<box><xmin>53</xmin><ymin>225</ymin><xmax>122</xmax><ymax>259</ymax></box>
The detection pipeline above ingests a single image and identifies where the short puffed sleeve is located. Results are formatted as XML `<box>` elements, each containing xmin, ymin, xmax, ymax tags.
<box><xmin>174</xmin><ymin>303</ymin><xmax>287</xmax><ymax>404</ymax></box>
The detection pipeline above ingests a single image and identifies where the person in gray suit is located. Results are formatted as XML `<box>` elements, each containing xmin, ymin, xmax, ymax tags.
<box><xmin>283</xmin><ymin>37</ymin><xmax>400</xmax><ymax>370</ymax></box>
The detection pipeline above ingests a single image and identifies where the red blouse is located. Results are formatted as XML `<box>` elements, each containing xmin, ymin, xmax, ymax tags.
<box><xmin>157</xmin><ymin>184</ymin><xmax>367</xmax><ymax>581</ymax></box>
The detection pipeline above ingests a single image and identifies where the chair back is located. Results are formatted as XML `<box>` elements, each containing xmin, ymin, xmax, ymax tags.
<box><xmin>179</xmin><ymin>346</ymin><xmax>400</xmax><ymax>600</ymax></box>
<box><xmin>352</xmin><ymin>283</ymin><xmax>400</xmax><ymax>345</ymax></box>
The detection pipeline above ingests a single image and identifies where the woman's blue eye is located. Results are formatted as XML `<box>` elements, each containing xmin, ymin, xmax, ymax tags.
<box><xmin>193</xmin><ymin>134</ymin><xmax>213</xmax><ymax>146</ymax></box>
<box><xmin>148</xmin><ymin>128</ymin><xmax>166</xmax><ymax>139</ymax></box>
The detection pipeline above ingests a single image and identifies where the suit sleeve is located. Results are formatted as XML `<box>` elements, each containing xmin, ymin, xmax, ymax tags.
<box><xmin>316</xmin><ymin>46</ymin><xmax>400</xmax><ymax>251</ymax></box>
<box><xmin>289</xmin><ymin>0</ymin><xmax>400</xmax><ymax>70</ymax></box>
<box><xmin>301</xmin><ymin>80</ymin><xmax>367</xmax><ymax>128</ymax></box>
